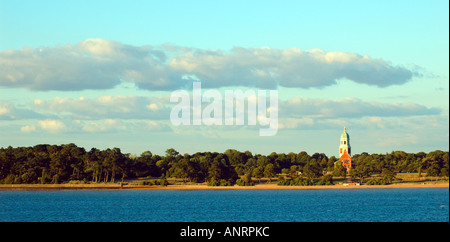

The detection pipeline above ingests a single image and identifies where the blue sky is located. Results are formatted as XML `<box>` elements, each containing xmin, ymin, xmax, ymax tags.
<box><xmin>0</xmin><ymin>0</ymin><xmax>448</xmax><ymax>156</ymax></box>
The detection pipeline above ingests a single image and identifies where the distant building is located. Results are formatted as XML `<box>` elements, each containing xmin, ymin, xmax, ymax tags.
<box><xmin>339</xmin><ymin>127</ymin><xmax>353</xmax><ymax>172</ymax></box>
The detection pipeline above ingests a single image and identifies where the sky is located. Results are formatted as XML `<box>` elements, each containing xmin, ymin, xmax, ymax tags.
<box><xmin>0</xmin><ymin>0</ymin><xmax>448</xmax><ymax>157</ymax></box>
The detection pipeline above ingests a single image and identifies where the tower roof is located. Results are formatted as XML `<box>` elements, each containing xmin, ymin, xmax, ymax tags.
<box><xmin>340</xmin><ymin>127</ymin><xmax>349</xmax><ymax>139</ymax></box>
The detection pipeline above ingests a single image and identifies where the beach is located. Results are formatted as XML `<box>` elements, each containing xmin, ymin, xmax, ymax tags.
<box><xmin>0</xmin><ymin>182</ymin><xmax>447</xmax><ymax>191</ymax></box>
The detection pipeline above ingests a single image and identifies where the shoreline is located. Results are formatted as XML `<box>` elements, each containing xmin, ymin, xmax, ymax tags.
<box><xmin>0</xmin><ymin>182</ymin><xmax>448</xmax><ymax>191</ymax></box>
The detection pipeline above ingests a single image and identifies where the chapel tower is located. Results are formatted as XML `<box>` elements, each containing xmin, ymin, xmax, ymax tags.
<box><xmin>339</xmin><ymin>127</ymin><xmax>353</xmax><ymax>172</ymax></box>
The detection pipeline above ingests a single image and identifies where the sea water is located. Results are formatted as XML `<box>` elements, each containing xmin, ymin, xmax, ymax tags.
<box><xmin>0</xmin><ymin>188</ymin><xmax>448</xmax><ymax>222</ymax></box>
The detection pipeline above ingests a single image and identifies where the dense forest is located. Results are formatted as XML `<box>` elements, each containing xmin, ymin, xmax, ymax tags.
<box><xmin>0</xmin><ymin>143</ymin><xmax>448</xmax><ymax>185</ymax></box>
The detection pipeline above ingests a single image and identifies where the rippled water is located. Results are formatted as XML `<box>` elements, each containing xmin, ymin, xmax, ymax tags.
<box><xmin>0</xmin><ymin>188</ymin><xmax>448</xmax><ymax>222</ymax></box>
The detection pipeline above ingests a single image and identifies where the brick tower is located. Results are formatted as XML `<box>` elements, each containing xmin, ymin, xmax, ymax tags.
<box><xmin>339</xmin><ymin>127</ymin><xmax>352</xmax><ymax>172</ymax></box>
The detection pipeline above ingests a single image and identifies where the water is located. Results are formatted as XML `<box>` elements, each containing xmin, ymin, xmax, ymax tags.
<box><xmin>0</xmin><ymin>188</ymin><xmax>448</xmax><ymax>222</ymax></box>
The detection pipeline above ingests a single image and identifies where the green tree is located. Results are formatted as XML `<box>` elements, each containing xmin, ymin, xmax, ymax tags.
<box><xmin>303</xmin><ymin>159</ymin><xmax>321</xmax><ymax>179</ymax></box>
<box><xmin>381</xmin><ymin>168</ymin><xmax>396</xmax><ymax>184</ymax></box>
<box><xmin>236</xmin><ymin>173</ymin><xmax>255</xmax><ymax>186</ymax></box>
<box><xmin>316</xmin><ymin>174</ymin><xmax>334</xmax><ymax>185</ymax></box>
<box><xmin>327</xmin><ymin>156</ymin><xmax>337</xmax><ymax>170</ymax></box>
<box><xmin>252</xmin><ymin>167</ymin><xmax>263</xmax><ymax>183</ymax></box>
<box><xmin>207</xmin><ymin>157</ymin><xmax>238</xmax><ymax>185</ymax></box>
<box><xmin>165</xmin><ymin>148</ymin><xmax>179</xmax><ymax>160</ymax></box>
<box><xmin>289</xmin><ymin>165</ymin><xmax>300</xmax><ymax>178</ymax></box>
<box><xmin>264</xmin><ymin>163</ymin><xmax>276</xmax><ymax>183</ymax></box>
<box><xmin>349</xmin><ymin>166</ymin><xmax>371</xmax><ymax>184</ymax></box>
<box><xmin>333</xmin><ymin>160</ymin><xmax>346</xmax><ymax>177</ymax></box>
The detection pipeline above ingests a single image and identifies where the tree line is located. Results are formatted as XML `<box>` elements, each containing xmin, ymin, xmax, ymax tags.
<box><xmin>0</xmin><ymin>144</ymin><xmax>448</xmax><ymax>185</ymax></box>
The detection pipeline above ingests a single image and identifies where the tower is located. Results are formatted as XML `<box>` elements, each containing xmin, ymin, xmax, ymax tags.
<box><xmin>339</xmin><ymin>127</ymin><xmax>352</xmax><ymax>172</ymax></box>
<box><xmin>339</xmin><ymin>127</ymin><xmax>351</xmax><ymax>157</ymax></box>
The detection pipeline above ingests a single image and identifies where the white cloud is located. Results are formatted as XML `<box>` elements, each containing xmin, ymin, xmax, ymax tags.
<box><xmin>367</xmin><ymin>116</ymin><xmax>386</xmax><ymax>129</ymax></box>
<box><xmin>0</xmin><ymin>100</ymin><xmax>44</xmax><ymax>120</ymax></box>
<box><xmin>147</xmin><ymin>103</ymin><xmax>161</xmax><ymax>111</ymax></box>
<box><xmin>38</xmin><ymin>120</ymin><xmax>67</xmax><ymax>133</ymax></box>
<box><xmin>278</xmin><ymin>117</ymin><xmax>314</xmax><ymax>130</ymax></box>
<box><xmin>0</xmin><ymin>39</ymin><xmax>415</xmax><ymax>91</ymax></box>
<box><xmin>20</xmin><ymin>125</ymin><xmax>36</xmax><ymax>133</ymax></box>
<box><xmin>75</xmin><ymin>119</ymin><xmax>171</xmax><ymax>133</ymax></box>
<box><xmin>27</xmin><ymin>93</ymin><xmax>441</xmax><ymax>134</ymax></box>
<box><xmin>144</xmin><ymin>120</ymin><xmax>172</xmax><ymax>131</ymax></box>
<box><xmin>167</xmin><ymin>46</ymin><xmax>414</xmax><ymax>89</ymax></box>
<box><xmin>0</xmin><ymin>105</ymin><xmax>10</xmax><ymax>115</ymax></box>
<box><xmin>80</xmin><ymin>119</ymin><xmax>125</xmax><ymax>133</ymax></box>
<box><xmin>33</xmin><ymin>99</ymin><xmax>44</xmax><ymax>105</ymax></box>
<box><xmin>33</xmin><ymin>95</ymin><xmax>170</xmax><ymax>120</ymax></box>
<box><xmin>280</xmin><ymin>97</ymin><xmax>440</xmax><ymax>119</ymax></box>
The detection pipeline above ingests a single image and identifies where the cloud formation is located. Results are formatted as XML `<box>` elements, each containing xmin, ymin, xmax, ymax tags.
<box><xmin>0</xmin><ymin>39</ymin><xmax>415</xmax><ymax>91</ymax></box>
<box><xmin>8</xmin><ymin>93</ymin><xmax>435</xmax><ymax>136</ymax></box>
<box><xmin>33</xmin><ymin>95</ymin><xmax>170</xmax><ymax>120</ymax></box>
<box><xmin>37</xmin><ymin>119</ymin><xmax>67</xmax><ymax>133</ymax></box>
<box><xmin>280</xmin><ymin>97</ymin><xmax>440</xmax><ymax>119</ymax></box>
<box><xmin>1</xmin><ymin>91</ymin><xmax>441</xmax><ymax>136</ymax></box>
<box><xmin>0</xmin><ymin>100</ymin><xmax>45</xmax><ymax>120</ymax></box>
<box><xmin>18</xmin><ymin>119</ymin><xmax>172</xmax><ymax>134</ymax></box>
<box><xmin>29</xmin><ymin>94</ymin><xmax>439</xmax><ymax>123</ymax></box>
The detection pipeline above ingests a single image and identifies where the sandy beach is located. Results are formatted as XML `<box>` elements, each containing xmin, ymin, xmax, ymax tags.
<box><xmin>0</xmin><ymin>182</ymin><xmax>448</xmax><ymax>191</ymax></box>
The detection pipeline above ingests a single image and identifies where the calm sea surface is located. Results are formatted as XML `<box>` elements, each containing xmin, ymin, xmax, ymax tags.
<box><xmin>0</xmin><ymin>188</ymin><xmax>448</xmax><ymax>222</ymax></box>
